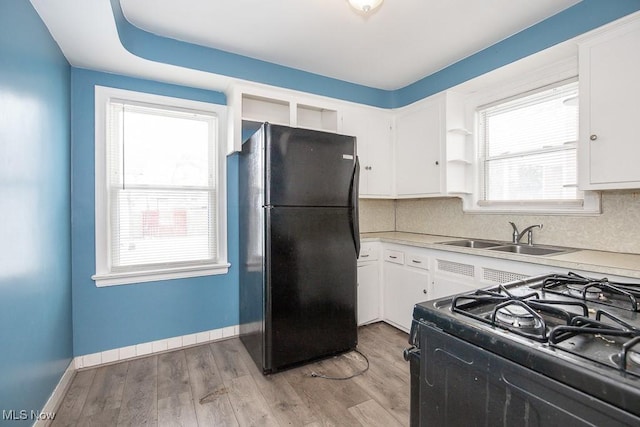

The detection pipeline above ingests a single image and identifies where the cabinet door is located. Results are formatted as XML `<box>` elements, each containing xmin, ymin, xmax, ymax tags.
<box><xmin>357</xmin><ymin>262</ymin><xmax>380</xmax><ymax>325</ymax></box>
<box><xmin>342</xmin><ymin>106</ymin><xmax>393</xmax><ymax>197</ymax></box>
<box><xmin>395</xmin><ymin>100</ymin><xmax>442</xmax><ymax>196</ymax></box>
<box><xmin>580</xmin><ymin>22</ymin><xmax>640</xmax><ymax>188</ymax></box>
<box><xmin>383</xmin><ymin>263</ymin><xmax>429</xmax><ymax>332</ymax></box>
<box><xmin>430</xmin><ymin>274</ymin><xmax>478</xmax><ymax>300</ymax></box>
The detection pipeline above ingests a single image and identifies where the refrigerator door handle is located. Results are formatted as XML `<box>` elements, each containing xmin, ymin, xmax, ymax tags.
<box><xmin>349</xmin><ymin>157</ymin><xmax>361</xmax><ymax>257</ymax></box>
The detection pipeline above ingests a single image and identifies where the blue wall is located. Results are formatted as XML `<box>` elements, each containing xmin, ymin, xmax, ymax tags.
<box><xmin>0</xmin><ymin>0</ymin><xmax>72</xmax><ymax>420</ymax></box>
<box><xmin>110</xmin><ymin>0</ymin><xmax>640</xmax><ymax>108</ymax></box>
<box><xmin>71</xmin><ymin>69</ymin><xmax>238</xmax><ymax>356</ymax></box>
<box><xmin>393</xmin><ymin>0</ymin><xmax>640</xmax><ymax>106</ymax></box>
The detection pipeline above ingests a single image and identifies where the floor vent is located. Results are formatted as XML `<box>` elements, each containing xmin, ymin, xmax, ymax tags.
<box><xmin>437</xmin><ymin>260</ymin><xmax>474</xmax><ymax>277</ymax></box>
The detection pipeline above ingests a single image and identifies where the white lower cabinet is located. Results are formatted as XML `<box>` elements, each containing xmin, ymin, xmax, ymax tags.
<box><xmin>371</xmin><ymin>238</ymin><xmax>640</xmax><ymax>334</ymax></box>
<box><xmin>377</xmin><ymin>243</ymin><xmax>539</xmax><ymax>332</ymax></box>
<box><xmin>431</xmin><ymin>257</ymin><xmax>478</xmax><ymax>299</ymax></box>
<box><xmin>431</xmin><ymin>274</ymin><xmax>478</xmax><ymax>300</ymax></box>
<box><xmin>357</xmin><ymin>262</ymin><xmax>380</xmax><ymax>325</ymax></box>
<box><xmin>357</xmin><ymin>243</ymin><xmax>381</xmax><ymax>325</ymax></box>
<box><xmin>382</xmin><ymin>248</ymin><xmax>430</xmax><ymax>332</ymax></box>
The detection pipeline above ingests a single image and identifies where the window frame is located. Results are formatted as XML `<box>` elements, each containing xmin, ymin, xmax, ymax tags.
<box><xmin>459</xmin><ymin>59</ymin><xmax>600</xmax><ymax>215</ymax></box>
<box><xmin>92</xmin><ymin>86</ymin><xmax>229</xmax><ymax>287</ymax></box>
<box><xmin>478</xmin><ymin>78</ymin><xmax>580</xmax><ymax>205</ymax></box>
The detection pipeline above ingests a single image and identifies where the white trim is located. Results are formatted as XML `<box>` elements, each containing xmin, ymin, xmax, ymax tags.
<box><xmin>33</xmin><ymin>325</ymin><xmax>239</xmax><ymax>424</ymax></box>
<box><xmin>456</xmin><ymin>54</ymin><xmax>602</xmax><ymax>216</ymax></box>
<box><xmin>74</xmin><ymin>324</ymin><xmax>240</xmax><ymax>370</ymax></box>
<box><xmin>92</xmin><ymin>262</ymin><xmax>230</xmax><ymax>287</ymax></box>
<box><xmin>94</xmin><ymin>86</ymin><xmax>228</xmax><ymax>286</ymax></box>
<box><xmin>33</xmin><ymin>361</ymin><xmax>75</xmax><ymax>426</ymax></box>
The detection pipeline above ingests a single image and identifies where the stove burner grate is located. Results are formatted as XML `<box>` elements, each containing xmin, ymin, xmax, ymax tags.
<box><xmin>566</xmin><ymin>284</ymin><xmax>603</xmax><ymax>300</ymax></box>
<box><xmin>541</xmin><ymin>272</ymin><xmax>640</xmax><ymax>311</ymax></box>
<box><xmin>452</xmin><ymin>285</ymin><xmax>588</xmax><ymax>342</ymax></box>
<box><xmin>549</xmin><ymin>310</ymin><xmax>640</xmax><ymax>376</ymax></box>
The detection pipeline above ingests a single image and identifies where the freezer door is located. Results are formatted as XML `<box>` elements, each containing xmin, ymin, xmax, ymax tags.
<box><xmin>265</xmin><ymin>206</ymin><xmax>358</xmax><ymax>372</ymax></box>
<box><xmin>265</xmin><ymin>124</ymin><xmax>356</xmax><ymax>207</ymax></box>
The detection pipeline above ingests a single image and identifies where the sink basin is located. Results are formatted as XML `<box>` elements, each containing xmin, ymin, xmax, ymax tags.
<box><xmin>441</xmin><ymin>239</ymin><xmax>503</xmax><ymax>249</ymax></box>
<box><xmin>488</xmin><ymin>244</ymin><xmax>571</xmax><ymax>256</ymax></box>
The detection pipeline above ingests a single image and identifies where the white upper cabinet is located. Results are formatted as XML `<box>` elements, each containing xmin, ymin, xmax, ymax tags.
<box><xmin>342</xmin><ymin>105</ymin><xmax>394</xmax><ymax>197</ymax></box>
<box><xmin>578</xmin><ymin>17</ymin><xmax>640</xmax><ymax>190</ymax></box>
<box><xmin>394</xmin><ymin>92</ymin><xmax>470</xmax><ymax>198</ymax></box>
<box><xmin>395</xmin><ymin>96</ymin><xmax>442</xmax><ymax>196</ymax></box>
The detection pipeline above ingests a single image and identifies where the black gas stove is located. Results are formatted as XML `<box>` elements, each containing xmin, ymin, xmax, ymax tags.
<box><xmin>405</xmin><ymin>272</ymin><xmax>640</xmax><ymax>427</ymax></box>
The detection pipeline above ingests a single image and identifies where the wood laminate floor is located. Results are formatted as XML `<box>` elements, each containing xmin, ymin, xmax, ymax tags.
<box><xmin>51</xmin><ymin>322</ymin><xmax>410</xmax><ymax>427</ymax></box>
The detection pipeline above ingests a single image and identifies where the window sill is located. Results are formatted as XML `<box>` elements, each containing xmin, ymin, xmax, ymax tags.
<box><xmin>92</xmin><ymin>263</ymin><xmax>231</xmax><ymax>287</ymax></box>
<box><xmin>460</xmin><ymin>193</ymin><xmax>602</xmax><ymax>216</ymax></box>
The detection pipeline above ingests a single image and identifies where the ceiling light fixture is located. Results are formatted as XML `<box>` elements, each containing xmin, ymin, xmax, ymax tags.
<box><xmin>348</xmin><ymin>0</ymin><xmax>384</xmax><ymax>14</ymax></box>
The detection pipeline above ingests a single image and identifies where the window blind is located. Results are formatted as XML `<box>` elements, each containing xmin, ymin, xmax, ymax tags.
<box><xmin>106</xmin><ymin>101</ymin><xmax>218</xmax><ymax>271</ymax></box>
<box><xmin>479</xmin><ymin>80</ymin><xmax>580</xmax><ymax>203</ymax></box>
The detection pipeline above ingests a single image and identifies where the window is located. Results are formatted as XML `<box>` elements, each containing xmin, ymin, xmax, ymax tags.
<box><xmin>474</xmin><ymin>78</ymin><xmax>598</xmax><ymax>213</ymax></box>
<box><xmin>93</xmin><ymin>87</ymin><xmax>228</xmax><ymax>286</ymax></box>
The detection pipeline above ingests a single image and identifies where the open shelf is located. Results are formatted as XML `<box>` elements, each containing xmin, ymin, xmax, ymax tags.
<box><xmin>296</xmin><ymin>104</ymin><xmax>339</xmax><ymax>132</ymax></box>
<box><xmin>242</xmin><ymin>95</ymin><xmax>290</xmax><ymax>125</ymax></box>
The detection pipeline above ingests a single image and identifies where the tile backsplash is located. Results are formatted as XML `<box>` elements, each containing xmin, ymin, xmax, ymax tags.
<box><xmin>359</xmin><ymin>199</ymin><xmax>396</xmax><ymax>233</ymax></box>
<box><xmin>360</xmin><ymin>190</ymin><xmax>640</xmax><ymax>254</ymax></box>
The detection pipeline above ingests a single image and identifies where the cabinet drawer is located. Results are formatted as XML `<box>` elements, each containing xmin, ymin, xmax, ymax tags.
<box><xmin>358</xmin><ymin>244</ymin><xmax>379</xmax><ymax>262</ymax></box>
<box><xmin>406</xmin><ymin>254</ymin><xmax>429</xmax><ymax>270</ymax></box>
<box><xmin>384</xmin><ymin>249</ymin><xmax>405</xmax><ymax>264</ymax></box>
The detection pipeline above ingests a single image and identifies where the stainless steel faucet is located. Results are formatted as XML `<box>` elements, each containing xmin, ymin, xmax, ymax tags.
<box><xmin>509</xmin><ymin>222</ymin><xmax>543</xmax><ymax>246</ymax></box>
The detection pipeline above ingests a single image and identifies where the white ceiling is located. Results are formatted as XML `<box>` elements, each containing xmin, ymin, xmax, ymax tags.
<box><xmin>32</xmin><ymin>0</ymin><xmax>581</xmax><ymax>92</ymax></box>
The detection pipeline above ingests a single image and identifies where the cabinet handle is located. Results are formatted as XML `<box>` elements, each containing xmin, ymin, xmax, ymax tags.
<box><xmin>412</xmin><ymin>260</ymin><xmax>422</xmax><ymax>264</ymax></box>
<box><xmin>590</xmin><ymin>134</ymin><xmax>598</xmax><ymax>141</ymax></box>
<box><xmin>423</xmin><ymin>289</ymin><xmax>427</xmax><ymax>294</ymax></box>
<box><xmin>389</xmin><ymin>255</ymin><xmax>398</xmax><ymax>259</ymax></box>
<box><xmin>360</xmin><ymin>254</ymin><xmax>370</xmax><ymax>258</ymax></box>
<box><xmin>435</xmin><ymin>161</ymin><xmax>439</xmax><ymax>165</ymax></box>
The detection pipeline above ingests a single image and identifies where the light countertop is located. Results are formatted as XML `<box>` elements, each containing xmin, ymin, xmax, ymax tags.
<box><xmin>361</xmin><ymin>232</ymin><xmax>640</xmax><ymax>279</ymax></box>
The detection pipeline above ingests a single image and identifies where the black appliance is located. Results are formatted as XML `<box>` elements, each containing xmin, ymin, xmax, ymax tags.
<box><xmin>405</xmin><ymin>272</ymin><xmax>640</xmax><ymax>426</ymax></box>
<box><xmin>239</xmin><ymin>123</ymin><xmax>360</xmax><ymax>374</ymax></box>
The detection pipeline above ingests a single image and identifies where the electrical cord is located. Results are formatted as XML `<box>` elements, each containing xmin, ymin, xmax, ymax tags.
<box><xmin>200</xmin><ymin>349</ymin><xmax>370</xmax><ymax>403</ymax></box>
<box><xmin>309</xmin><ymin>348</ymin><xmax>369</xmax><ymax>380</ymax></box>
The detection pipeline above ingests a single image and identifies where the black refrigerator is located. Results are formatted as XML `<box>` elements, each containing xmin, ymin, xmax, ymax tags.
<box><xmin>239</xmin><ymin>123</ymin><xmax>360</xmax><ymax>374</ymax></box>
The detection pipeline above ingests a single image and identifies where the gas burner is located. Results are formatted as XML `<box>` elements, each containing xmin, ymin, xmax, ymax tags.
<box><xmin>567</xmin><ymin>284</ymin><xmax>603</xmax><ymax>300</ymax></box>
<box><xmin>629</xmin><ymin>350</ymin><xmax>640</xmax><ymax>366</ymax></box>
<box><xmin>540</xmin><ymin>272</ymin><xmax>640</xmax><ymax>312</ymax></box>
<box><xmin>495</xmin><ymin>305</ymin><xmax>542</xmax><ymax>329</ymax></box>
<box><xmin>451</xmin><ymin>283</ymin><xmax>590</xmax><ymax>342</ymax></box>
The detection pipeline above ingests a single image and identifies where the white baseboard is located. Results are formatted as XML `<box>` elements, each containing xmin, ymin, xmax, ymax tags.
<box><xmin>74</xmin><ymin>324</ymin><xmax>240</xmax><ymax>369</ymax></box>
<box><xmin>34</xmin><ymin>324</ymin><xmax>240</xmax><ymax>424</ymax></box>
<box><xmin>33</xmin><ymin>361</ymin><xmax>75</xmax><ymax>427</ymax></box>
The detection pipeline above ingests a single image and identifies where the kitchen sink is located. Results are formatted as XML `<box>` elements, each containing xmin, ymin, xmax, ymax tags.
<box><xmin>487</xmin><ymin>244</ymin><xmax>572</xmax><ymax>256</ymax></box>
<box><xmin>441</xmin><ymin>239</ymin><xmax>503</xmax><ymax>249</ymax></box>
<box><xmin>441</xmin><ymin>240</ymin><xmax>574</xmax><ymax>256</ymax></box>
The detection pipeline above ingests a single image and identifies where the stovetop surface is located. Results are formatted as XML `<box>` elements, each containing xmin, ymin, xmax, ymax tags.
<box><xmin>412</xmin><ymin>272</ymin><xmax>640</xmax><ymax>415</ymax></box>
